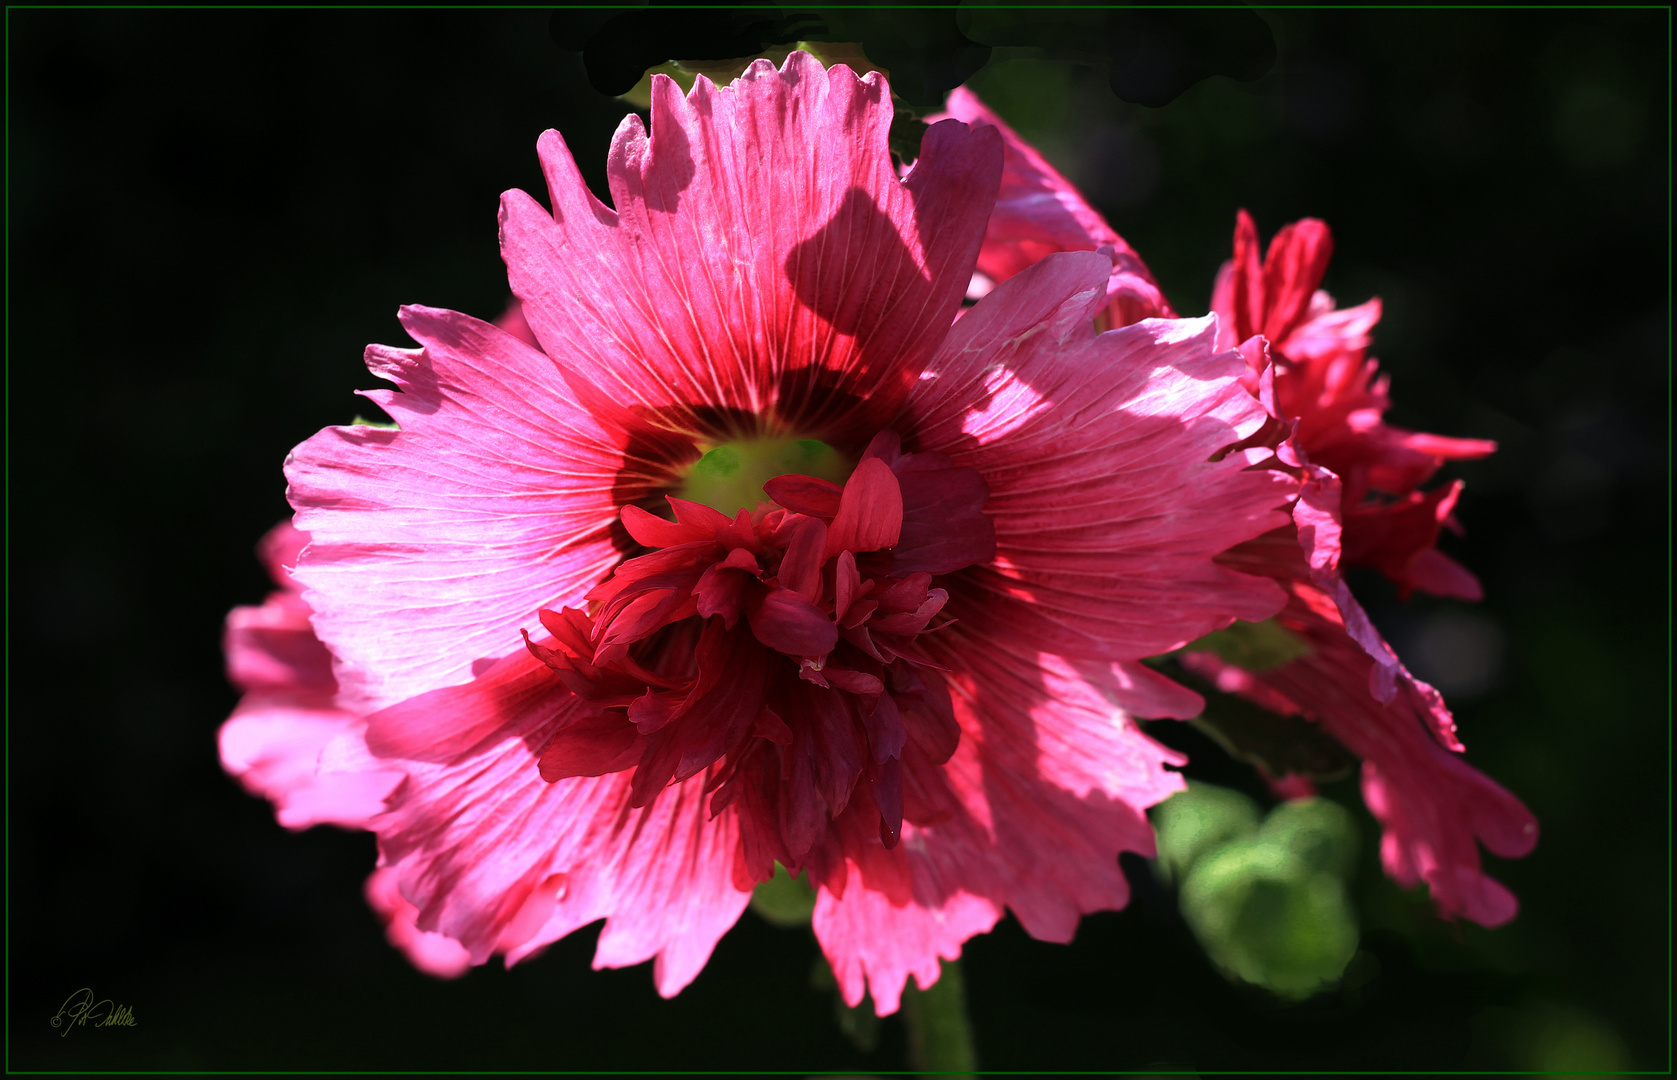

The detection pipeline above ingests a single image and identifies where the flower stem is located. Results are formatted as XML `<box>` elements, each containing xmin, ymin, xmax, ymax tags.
<box><xmin>901</xmin><ymin>957</ymin><xmax>977</xmax><ymax>1078</ymax></box>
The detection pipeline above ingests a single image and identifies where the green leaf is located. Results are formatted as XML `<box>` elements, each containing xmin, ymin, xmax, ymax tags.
<box><xmin>750</xmin><ymin>862</ymin><xmax>816</xmax><ymax>927</ymax></box>
<box><xmin>616</xmin><ymin>61</ymin><xmax>697</xmax><ymax>108</ymax></box>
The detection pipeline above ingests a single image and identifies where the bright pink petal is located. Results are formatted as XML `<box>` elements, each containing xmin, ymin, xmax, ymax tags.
<box><xmin>933</xmin><ymin>86</ymin><xmax>1173</xmax><ymax>328</ymax></box>
<box><xmin>224</xmin><ymin>522</ymin><xmax>333</xmax><ymax>694</ymax></box>
<box><xmin>824</xmin><ymin>456</ymin><xmax>904</xmax><ymax>558</ymax></box>
<box><xmin>345</xmin><ymin>680</ymin><xmax>750</xmax><ymax>994</ymax></box>
<box><xmin>493</xmin><ymin>297</ymin><xmax>542</xmax><ymax>350</ymax></box>
<box><xmin>363</xmin><ymin>647</ymin><xmax>564</xmax><ymax>761</ymax></box>
<box><xmin>814</xmin><ymin>879</ymin><xmax>1000</xmax><ymax>1015</ymax></box>
<box><xmin>219</xmin><ymin>699</ymin><xmax>402</xmax><ymax>830</ymax></box>
<box><xmin>1207</xmin><ymin>211</ymin><xmax>1499</xmax><ymax>603</ymax></box>
<box><xmin>220</xmin><ymin>522</ymin><xmax>405</xmax><ymax>830</ymax></box>
<box><xmin>256</xmin><ymin>520</ymin><xmax>310</xmax><ymax>583</ymax></box>
<box><xmin>542</xmin><ymin>776</ymin><xmax>753</xmax><ymax>996</ymax></box>
<box><xmin>903</xmin><ymin>251</ymin><xmax>1295</xmax><ymax>660</ymax></box>
<box><xmin>286</xmin><ymin>305</ymin><xmax>628</xmax><ymax>712</ymax></box>
<box><xmin>1089</xmin><ymin>659</ymin><xmax>1207</xmax><ymax>719</ymax></box>
<box><xmin>499</xmin><ymin>54</ymin><xmax>1001</xmax><ymax>443</ymax></box>
<box><xmin>223</xmin><ymin>587</ymin><xmax>335</xmax><ymax>696</ymax></box>
<box><xmin>813</xmin><ymin>627</ymin><xmax>1186</xmax><ymax>1013</ymax></box>
<box><xmin>1279</xmin><ymin>296</ymin><xmax>1380</xmax><ymax>365</ymax></box>
<box><xmin>365</xmin><ymin>867</ymin><xmax>473</xmax><ymax>979</ymax></box>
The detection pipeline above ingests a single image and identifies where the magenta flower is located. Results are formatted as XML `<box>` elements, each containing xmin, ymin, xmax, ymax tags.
<box><xmin>261</xmin><ymin>54</ymin><xmax>1301</xmax><ymax>1011</ymax></box>
<box><xmin>947</xmin><ymin>86</ymin><xmax>1536</xmax><ymax>925</ymax></box>
<box><xmin>1209</xmin><ymin>210</ymin><xmax>1499</xmax><ymax>601</ymax></box>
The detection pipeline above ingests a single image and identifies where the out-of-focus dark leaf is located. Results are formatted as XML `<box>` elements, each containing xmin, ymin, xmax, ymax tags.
<box><xmin>1172</xmin><ymin>666</ymin><xmax>1358</xmax><ymax>782</ymax></box>
<box><xmin>810</xmin><ymin>954</ymin><xmax>880</xmax><ymax>1053</ymax></box>
<box><xmin>552</xmin><ymin>7</ymin><xmax>819</xmax><ymax>97</ymax></box>
<box><xmin>1186</xmin><ymin>617</ymin><xmax>1313</xmax><ymax>672</ymax></box>
<box><xmin>550</xmin><ymin>7</ymin><xmax>988</xmax><ymax>110</ymax></box>
<box><xmin>957</xmin><ymin>5</ymin><xmax>1276</xmax><ymax>107</ymax></box>
<box><xmin>813</xmin><ymin>10</ymin><xmax>990</xmax><ymax>110</ymax></box>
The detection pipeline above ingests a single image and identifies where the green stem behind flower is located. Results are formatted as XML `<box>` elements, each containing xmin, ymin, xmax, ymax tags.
<box><xmin>901</xmin><ymin>957</ymin><xmax>977</xmax><ymax>1078</ymax></box>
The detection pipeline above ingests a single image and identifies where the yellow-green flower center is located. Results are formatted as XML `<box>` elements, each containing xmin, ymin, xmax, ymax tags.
<box><xmin>679</xmin><ymin>437</ymin><xmax>849</xmax><ymax>516</ymax></box>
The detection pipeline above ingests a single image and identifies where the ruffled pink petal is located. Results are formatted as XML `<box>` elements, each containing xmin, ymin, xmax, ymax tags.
<box><xmin>933</xmin><ymin>86</ymin><xmax>1173</xmax><ymax>328</ymax></box>
<box><xmin>1342</xmin><ymin>480</ymin><xmax>1481</xmax><ymax>601</ymax></box>
<box><xmin>223</xmin><ymin>588</ymin><xmax>335</xmax><ymax>694</ymax></box>
<box><xmin>221</xmin><ymin>521</ymin><xmax>406</xmax><ymax>830</ymax></box>
<box><xmin>1256</xmin><ymin>218</ymin><xmax>1334</xmax><ymax>345</ymax></box>
<box><xmin>365</xmin><ymin>867</ymin><xmax>473</xmax><ymax>979</ymax></box>
<box><xmin>903</xmin><ymin>251</ymin><xmax>1295</xmax><ymax>660</ymax></box>
<box><xmin>285</xmin><ymin>305</ymin><xmax>628</xmax><ymax>712</ymax></box>
<box><xmin>1192</xmin><ymin>529</ymin><xmax>1537</xmax><ymax>926</ymax></box>
<box><xmin>814</xmin><ymin>878</ymin><xmax>1000</xmax><ymax>1015</ymax></box>
<box><xmin>256</xmin><ymin>520</ymin><xmax>311</xmax><ymax>583</ymax></box>
<box><xmin>499</xmin><ymin>53</ymin><xmax>1001</xmax><ymax>442</ymax></box>
<box><xmin>533</xmin><ymin>775</ymin><xmax>753</xmax><ymax>996</ymax></box>
<box><xmin>1206</xmin><ymin>211</ymin><xmax>1500</xmax><ymax>604</ymax></box>
<box><xmin>1279</xmin><ymin>295</ymin><xmax>1380</xmax><ymax>365</ymax></box>
<box><xmin>814</xmin><ymin>627</ymin><xmax>1186</xmax><ymax>1013</ymax></box>
<box><xmin>219</xmin><ymin>699</ymin><xmax>402</xmax><ymax>830</ymax></box>
<box><xmin>224</xmin><ymin>523</ymin><xmax>334</xmax><ymax>694</ymax></box>
<box><xmin>1211</xmin><ymin>210</ymin><xmax>1334</xmax><ymax>351</ymax></box>
<box><xmin>335</xmin><ymin>672</ymin><xmax>750</xmax><ymax>995</ymax></box>
<box><xmin>1360</xmin><ymin>752</ymin><xmax>1528</xmax><ymax>927</ymax></box>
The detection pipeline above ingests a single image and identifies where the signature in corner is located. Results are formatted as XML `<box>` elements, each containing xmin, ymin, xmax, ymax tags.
<box><xmin>50</xmin><ymin>988</ymin><xmax>137</xmax><ymax>1036</ymax></box>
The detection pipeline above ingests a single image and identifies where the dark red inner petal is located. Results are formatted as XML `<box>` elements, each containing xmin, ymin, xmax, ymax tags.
<box><xmin>524</xmin><ymin>431</ymin><xmax>991</xmax><ymax>883</ymax></box>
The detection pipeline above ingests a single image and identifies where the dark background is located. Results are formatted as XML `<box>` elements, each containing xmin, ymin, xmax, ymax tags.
<box><xmin>10</xmin><ymin>8</ymin><xmax>1667</xmax><ymax>1073</ymax></box>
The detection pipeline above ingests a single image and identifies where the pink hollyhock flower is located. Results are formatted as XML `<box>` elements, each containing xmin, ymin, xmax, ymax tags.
<box><xmin>219</xmin><ymin>522</ymin><xmax>469</xmax><ymax>978</ymax></box>
<box><xmin>939</xmin><ymin>88</ymin><xmax>1536</xmax><ymax>924</ymax></box>
<box><xmin>276</xmin><ymin>53</ymin><xmax>1300</xmax><ymax>1012</ymax></box>
<box><xmin>1210</xmin><ymin>210</ymin><xmax>1498</xmax><ymax>601</ymax></box>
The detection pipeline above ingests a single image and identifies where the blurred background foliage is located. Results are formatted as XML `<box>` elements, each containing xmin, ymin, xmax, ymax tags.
<box><xmin>10</xmin><ymin>6</ymin><xmax>1667</xmax><ymax>1073</ymax></box>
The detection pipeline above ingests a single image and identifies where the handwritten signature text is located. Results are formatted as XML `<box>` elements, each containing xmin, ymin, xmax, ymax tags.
<box><xmin>50</xmin><ymin>988</ymin><xmax>137</xmax><ymax>1036</ymax></box>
